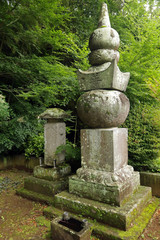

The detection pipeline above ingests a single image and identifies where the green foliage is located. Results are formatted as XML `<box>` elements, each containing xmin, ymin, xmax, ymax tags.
<box><xmin>122</xmin><ymin>104</ymin><xmax>160</xmax><ymax>170</ymax></box>
<box><xmin>56</xmin><ymin>141</ymin><xmax>81</xmax><ymax>172</ymax></box>
<box><xmin>25</xmin><ymin>132</ymin><xmax>44</xmax><ymax>159</ymax></box>
<box><xmin>0</xmin><ymin>94</ymin><xmax>10</xmax><ymax>121</ymax></box>
<box><xmin>0</xmin><ymin>0</ymin><xmax>85</xmax><ymax>155</ymax></box>
<box><xmin>0</xmin><ymin>0</ymin><xmax>160</xmax><ymax>173</ymax></box>
<box><xmin>19</xmin><ymin>60</ymin><xmax>80</xmax><ymax>107</ymax></box>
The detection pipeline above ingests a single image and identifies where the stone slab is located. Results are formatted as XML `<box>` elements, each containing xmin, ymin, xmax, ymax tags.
<box><xmin>16</xmin><ymin>188</ymin><xmax>55</xmax><ymax>205</ymax></box>
<box><xmin>53</xmin><ymin>186</ymin><xmax>152</xmax><ymax>231</ymax></box>
<box><xmin>33</xmin><ymin>164</ymin><xmax>71</xmax><ymax>181</ymax></box>
<box><xmin>78</xmin><ymin>61</ymin><xmax>130</xmax><ymax>92</ymax></box>
<box><xmin>92</xmin><ymin>197</ymin><xmax>159</xmax><ymax>240</ymax></box>
<box><xmin>51</xmin><ymin>216</ymin><xmax>92</xmax><ymax>240</ymax></box>
<box><xmin>43</xmin><ymin>197</ymin><xmax>159</xmax><ymax>240</ymax></box>
<box><xmin>81</xmin><ymin>128</ymin><xmax>128</xmax><ymax>172</ymax></box>
<box><xmin>69</xmin><ymin>172</ymin><xmax>140</xmax><ymax>206</ymax></box>
<box><xmin>44</xmin><ymin>121</ymin><xmax>66</xmax><ymax>166</ymax></box>
<box><xmin>140</xmin><ymin>171</ymin><xmax>160</xmax><ymax>197</ymax></box>
<box><xmin>24</xmin><ymin>176</ymin><xmax>68</xmax><ymax>197</ymax></box>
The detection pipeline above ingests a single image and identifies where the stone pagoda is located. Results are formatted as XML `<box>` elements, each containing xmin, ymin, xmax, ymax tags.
<box><xmin>52</xmin><ymin>4</ymin><xmax>158</xmax><ymax>239</ymax></box>
<box><xmin>70</xmin><ymin>3</ymin><xmax>137</xmax><ymax>207</ymax></box>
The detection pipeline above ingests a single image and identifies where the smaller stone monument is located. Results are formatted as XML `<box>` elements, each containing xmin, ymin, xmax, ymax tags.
<box><xmin>39</xmin><ymin>108</ymin><xmax>67</xmax><ymax>166</ymax></box>
<box><xmin>17</xmin><ymin>108</ymin><xmax>71</xmax><ymax>204</ymax></box>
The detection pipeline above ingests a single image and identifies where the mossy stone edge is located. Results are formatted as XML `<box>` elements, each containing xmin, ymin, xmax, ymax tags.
<box><xmin>16</xmin><ymin>188</ymin><xmax>55</xmax><ymax>205</ymax></box>
<box><xmin>43</xmin><ymin>198</ymin><xmax>159</xmax><ymax>240</ymax></box>
<box><xmin>53</xmin><ymin>186</ymin><xmax>152</xmax><ymax>230</ymax></box>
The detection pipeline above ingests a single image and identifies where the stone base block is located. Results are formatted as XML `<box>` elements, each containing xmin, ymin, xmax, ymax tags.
<box><xmin>51</xmin><ymin>216</ymin><xmax>92</xmax><ymax>240</ymax></box>
<box><xmin>92</xmin><ymin>197</ymin><xmax>159</xmax><ymax>240</ymax></box>
<box><xmin>69</xmin><ymin>170</ymin><xmax>140</xmax><ymax>206</ymax></box>
<box><xmin>33</xmin><ymin>164</ymin><xmax>71</xmax><ymax>181</ymax></box>
<box><xmin>16</xmin><ymin>188</ymin><xmax>55</xmax><ymax>205</ymax></box>
<box><xmin>53</xmin><ymin>186</ymin><xmax>152</xmax><ymax>231</ymax></box>
<box><xmin>24</xmin><ymin>176</ymin><xmax>68</xmax><ymax>197</ymax></box>
<box><xmin>44</xmin><ymin>197</ymin><xmax>159</xmax><ymax>240</ymax></box>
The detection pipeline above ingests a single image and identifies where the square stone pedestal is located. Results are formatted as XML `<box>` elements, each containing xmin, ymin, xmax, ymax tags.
<box><xmin>17</xmin><ymin>164</ymin><xmax>71</xmax><ymax>204</ymax></box>
<box><xmin>70</xmin><ymin>128</ymin><xmax>140</xmax><ymax>206</ymax></box>
<box><xmin>81</xmin><ymin>128</ymin><xmax>128</xmax><ymax>172</ymax></box>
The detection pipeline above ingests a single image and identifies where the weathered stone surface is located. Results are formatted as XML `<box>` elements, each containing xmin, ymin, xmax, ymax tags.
<box><xmin>80</xmin><ymin>128</ymin><xmax>128</xmax><ymax>172</ymax></box>
<box><xmin>33</xmin><ymin>164</ymin><xmax>71</xmax><ymax>181</ymax></box>
<box><xmin>69</xmin><ymin>172</ymin><xmax>140</xmax><ymax>206</ymax></box>
<box><xmin>53</xmin><ymin>186</ymin><xmax>152</xmax><ymax>230</ymax></box>
<box><xmin>140</xmin><ymin>172</ymin><xmax>160</xmax><ymax>197</ymax></box>
<box><xmin>24</xmin><ymin>176</ymin><xmax>68</xmax><ymax>196</ymax></box>
<box><xmin>78</xmin><ymin>61</ymin><xmax>130</xmax><ymax>92</ymax></box>
<box><xmin>92</xmin><ymin>197</ymin><xmax>159</xmax><ymax>240</ymax></box>
<box><xmin>76</xmin><ymin>165</ymin><xmax>134</xmax><ymax>185</ymax></box>
<box><xmin>44</xmin><ymin>122</ymin><xmax>66</xmax><ymax>166</ymax></box>
<box><xmin>98</xmin><ymin>2</ymin><xmax>111</xmax><ymax>28</ymax></box>
<box><xmin>77</xmin><ymin>90</ymin><xmax>130</xmax><ymax>128</ymax></box>
<box><xmin>44</xmin><ymin>197</ymin><xmax>159</xmax><ymax>240</ymax></box>
<box><xmin>39</xmin><ymin>108</ymin><xmax>68</xmax><ymax>120</ymax></box>
<box><xmin>16</xmin><ymin>188</ymin><xmax>55</xmax><ymax>205</ymax></box>
<box><xmin>89</xmin><ymin>49</ymin><xmax>119</xmax><ymax>65</ymax></box>
<box><xmin>51</xmin><ymin>216</ymin><xmax>92</xmax><ymax>240</ymax></box>
<box><xmin>89</xmin><ymin>27</ymin><xmax>120</xmax><ymax>51</ymax></box>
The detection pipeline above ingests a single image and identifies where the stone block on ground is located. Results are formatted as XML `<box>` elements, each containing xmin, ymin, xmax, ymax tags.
<box><xmin>24</xmin><ymin>176</ymin><xmax>68</xmax><ymax>197</ymax></box>
<box><xmin>51</xmin><ymin>216</ymin><xmax>92</xmax><ymax>240</ymax></box>
<box><xmin>53</xmin><ymin>186</ymin><xmax>152</xmax><ymax>231</ymax></box>
<box><xmin>43</xmin><ymin>197</ymin><xmax>159</xmax><ymax>240</ymax></box>
<box><xmin>16</xmin><ymin>188</ymin><xmax>55</xmax><ymax>205</ymax></box>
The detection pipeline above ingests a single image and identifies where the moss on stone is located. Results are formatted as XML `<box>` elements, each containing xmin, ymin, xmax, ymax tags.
<box><xmin>53</xmin><ymin>186</ymin><xmax>152</xmax><ymax>231</ymax></box>
<box><xmin>16</xmin><ymin>188</ymin><xmax>55</xmax><ymax>205</ymax></box>
<box><xmin>43</xmin><ymin>206</ymin><xmax>63</xmax><ymax>220</ymax></box>
<box><xmin>92</xmin><ymin>197</ymin><xmax>160</xmax><ymax>240</ymax></box>
<box><xmin>39</xmin><ymin>108</ymin><xmax>68</xmax><ymax>120</ymax></box>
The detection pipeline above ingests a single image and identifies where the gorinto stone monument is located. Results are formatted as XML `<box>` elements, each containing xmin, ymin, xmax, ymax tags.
<box><xmin>70</xmin><ymin>3</ymin><xmax>139</xmax><ymax>206</ymax></box>
<box><xmin>52</xmin><ymin>5</ymin><xmax>156</xmax><ymax>239</ymax></box>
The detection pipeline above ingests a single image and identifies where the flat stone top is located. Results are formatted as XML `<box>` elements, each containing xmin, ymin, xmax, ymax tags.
<box><xmin>39</xmin><ymin>108</ymin><xmax>68</xmax><ymax>120</ymax></box>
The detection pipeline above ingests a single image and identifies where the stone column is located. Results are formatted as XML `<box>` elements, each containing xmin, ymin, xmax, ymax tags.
<box><xmin>39</xmin><ymin>108</ymin><xmax>68</xmax><ymax>166</ymax></box>
<box><xmin>69</xmin><ymin>3</ymin><xmax>140</xmax><ymax>206</ymax></box>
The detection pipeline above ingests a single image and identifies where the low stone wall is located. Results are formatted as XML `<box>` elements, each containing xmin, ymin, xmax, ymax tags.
<box><xmin>140</xmin><ymin>172</ymin><xmax>160</xmax><ymax>197</ymax></box>
<box><xmin>0</xmin><ymin>154</ymin><xmax>39</xmax><ymax>171</ymax></box>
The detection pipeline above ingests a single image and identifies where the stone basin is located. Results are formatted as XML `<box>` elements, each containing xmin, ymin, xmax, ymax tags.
<box><xmin>51</xmin><ymin>213</ymin><xmax>92</xmax><ymax>240</ymax></box>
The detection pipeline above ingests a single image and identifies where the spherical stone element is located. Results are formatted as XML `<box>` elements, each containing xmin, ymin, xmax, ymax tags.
<box><xmin>77</xmin><ymin>90</ymin><xmax>130</xmax><ymax>128</ymax></box>
<box><xmin>89</xmin><ymin>27</ymin><xmax>120</xmax><ymax>51</ymax></box>
<box><xmin>89</xmin><ymin>49</ymin><xmax>120</xmax><ymax>66</ymax></box>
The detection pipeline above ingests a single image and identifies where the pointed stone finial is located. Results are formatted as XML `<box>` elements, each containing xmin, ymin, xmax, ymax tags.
<box><xmin>98</xmin><ymin>3</ymin><xmax>111</xmax><ymax>28</ymax></box>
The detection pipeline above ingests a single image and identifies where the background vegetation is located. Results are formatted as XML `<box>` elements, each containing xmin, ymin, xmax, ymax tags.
<box><xmin>0</xmin><ymin>0</ymin><xmax>160</xmax><ymax>171</ymax></box>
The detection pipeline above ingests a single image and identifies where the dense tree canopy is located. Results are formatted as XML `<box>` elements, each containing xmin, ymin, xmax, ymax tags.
<box><xmin>0</xmin><ymin>0</ymin><xmax>160</xmax><ymax>171</ymax></box>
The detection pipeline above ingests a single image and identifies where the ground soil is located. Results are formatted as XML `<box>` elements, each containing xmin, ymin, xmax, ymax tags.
<box><xmin>0</xmin><ymin>169</ymin><xmax>160</xmax><ymax>240</ymax></box>
<box><xmin>0</xmin><ymin>169</ymin><xmax>50</xmax><ymax>240</ymax></box>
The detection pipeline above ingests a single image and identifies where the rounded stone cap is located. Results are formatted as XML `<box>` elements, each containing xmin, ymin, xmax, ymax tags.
<box><xmin>77</xmin><ymin>90</ymin><xmax>130</xmax><ymax>128</ymax></box>
<box><xmin>89</xmin><ymin>27</ymin><xmax>120</xmax><ymax>51</ymax></box>
<box><xmin>38</xmin><ymin>108</ymin><xmax>68</xmax><ymax>120</ymax></box>
<box><xmin>89</xmin><ymin>49</ymin><xmax>119</xmax><ymax>66</ymax></box>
